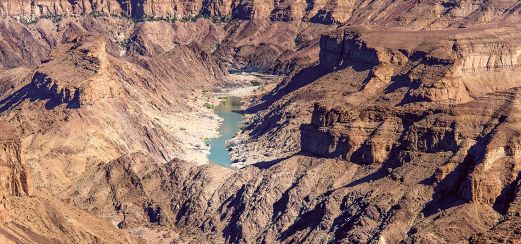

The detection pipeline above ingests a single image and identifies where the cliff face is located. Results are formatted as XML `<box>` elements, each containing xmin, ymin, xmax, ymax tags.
<box><xmin>0</xmin><ymin>123</ymin><xmax>31</xmax><ymax>197</ymax></box>
<box><xmin>3</xmin><ymin>0</ymin><xmax>521</xmax><ymax>29</ymax></box>
<box><xmin>319</xmin><ymin>24</ymin><xmax>521</xmax><ymax>103</ymax></box>
<box><xmin>0</xmin><ymin>123</ymin><xmax>136</xmax><ymax>243</ymax></box>
<box><xmin>300</xmin><ymin>25</ymin><xmax>521</xmax><ymax>208</ymax></box>
<box><xmin>204</xmin><ymin>23</ymin><xmax>521</xmax><ymax>242</ymax></box>
<box><xmin>231</xmin><ymin>23</ymin><xmax>521</xmax><ymax>166</ymax></box>
<box><xmin>0</xmin><ymin>0</ymin><xmax>195</xmax><ymax>19</ymax></box>
<box><xmin>31</xmin><ymin>35</ymin><xmax>108</xmax><ymax>107</ymax></box>
<box><xmin>301</xmin><ymin>23</ymin><xmax>521</xmax><ymax>158</ymax></box>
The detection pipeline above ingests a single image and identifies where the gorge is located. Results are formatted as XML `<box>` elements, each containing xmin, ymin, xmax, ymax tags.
<box><xmin>0</xmin><ymin>0</ymin><xmax>521</xmax><ymax>243</ymax></box>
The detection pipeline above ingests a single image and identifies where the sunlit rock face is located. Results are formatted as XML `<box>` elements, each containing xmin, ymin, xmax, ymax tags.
<box><xmin>0</xmin><ymin>123</ymin><xmax>32</xmax><ymax>197</ymax></box>
<box><xmin>2</xmin><ymin>0</ymin><xmax>521</xmax><ymax>28</ymax></box>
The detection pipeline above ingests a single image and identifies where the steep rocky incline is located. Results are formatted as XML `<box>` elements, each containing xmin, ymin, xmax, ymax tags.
<box><xmin>4</xmin><ymin>0</ymin><xmax>521</xmax><ymax>29</ymax></box>
<box><xmin>0</xmin><ymin>123</ymin><xmax>31</xmax><ymax>197</ymax></box>
<box><xmin>232</xmin><ymin>22</ymin><xmax>521</xmax><ymax>164</ymax></box>
<box><xmin>67</xmin><ymin>152</ymin><xmax>232</xmax><ymax>232</ymax></box>
<box><xmin>31</xmin><ymin>34</ymin><xmax>109</xmax><ymax>107</ymax></box>
<box><xmin>209</xmin><ymin>23</ymin><xmax>521</xmax><ymax>242</ymax></box>
<box><xmin>0</xmin><ymin>18</ymin><xmax>49</xmax><ymax>69</ymax></box>
<box><xmin>0</xmin><ymin>18</ymin><xmax>228</xmax><ymax>195</ymax></box>
<box><xmin>0</xmin><ymin>122</ymin><xmax>138</xmax><ymax>243</ymax></box>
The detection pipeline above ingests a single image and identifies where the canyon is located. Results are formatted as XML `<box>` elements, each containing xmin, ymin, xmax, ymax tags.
<box><xmin>0</xmin><ymin>0</ymin><xmax>521</xmax><ymax>243</ymax></box>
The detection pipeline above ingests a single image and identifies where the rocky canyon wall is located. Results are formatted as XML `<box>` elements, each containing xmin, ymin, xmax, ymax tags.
<box><xmin>2</xmin><ymin>0</ymin><xmax>521</xmax><ymax>29</ymax></box>
<box><xmin>296</xmin><ymin>24</ymin><xmax>521</xmax><ymax>238</ymax></box>
<box><xmin>0</xmin><ymin>123</ymin><xmax>32</xmax><ymax>197</ymax></box>
<box><xmin>0</xmin><ymin>126</ymin><xmax>134</xmax><ymax>243</ymax></box>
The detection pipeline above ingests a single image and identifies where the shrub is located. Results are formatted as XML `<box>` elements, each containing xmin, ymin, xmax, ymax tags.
<box><xmin>250</xmin><ymin>80</ymin><xmax>261</xmax><ymax>86</ymax></box>
<box><xmin>204</xmin><ymin>103</ymin><xmax>214</xmax><ymax>110</ymax></box>
<box><xmin>89</xmin><ymin>11</ymin><xmax>103</xmax><ymax>18</ymax></box>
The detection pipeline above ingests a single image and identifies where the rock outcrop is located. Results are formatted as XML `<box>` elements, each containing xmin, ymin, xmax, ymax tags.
<box><xmin>31</xmin><ymin>34</ymin><xmax>109</xmax><ymax>107</ymax></box>
<box><xmin>0</xmin><ymin>19</ymin><xmax>49</xmax><ymax>69</ymax></box>
<box><xmin>0</xmin><ymin>0</ymin><xmax>210</xmax><ymax>19</ymax></box>
<box><xmin>222</xmin><ymin>22</ymin><xmax>521</xmax><ymax>242</ymax></box>
<box><xmin>68</xmin><ymin>152</ymin><xmax>231</xmax><ymax>230</ymax></box>
<box><xmin>0</xmin><ymin>123</ymin><xmax>138</xmax><ymax>243</ymax></box>
<box><xmin>4</xmin><ymin>0</ymin><xmax>521</xmax><ymax>29</ymax></box>
<box><xmin>0</xmin><ymin>123</ymin><xmax>31</xmax><ymax>197</ymax></box>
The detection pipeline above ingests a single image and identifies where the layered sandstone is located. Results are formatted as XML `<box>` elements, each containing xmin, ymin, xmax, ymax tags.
<box><xmin>31</xmin><ymin>34</ymin><xmax>110</xmax><ymax>107</ymax></box>
<box><xmin>0</xmin><ymin>18</ymin><xmax>228</xmax><ymax>196</ymax></box>
<box><xmin>0</xmin><ymin>123</ymin><xmax>31</xmax><ymax>197</ymax></box>
<box><xmin>220</xmin><ymin>22</ymin><xmax>521</xmax><ymax>242</ymax></box>
<box><xmin>0</xmin><ymin>0</ymin><xmax>201</xmax><ymax>19</ymax></box>
<box><xmin>0</xmin><ymin>123</ymin><xmax>138</xmax><ymax>243</ymax></box>
<box><xmin>3</xmin><ymin>0</ymin><xmax>521</xmax><ymax>29</ymax></box>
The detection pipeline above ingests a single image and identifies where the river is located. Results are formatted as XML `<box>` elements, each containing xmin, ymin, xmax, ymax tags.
<box><xmin>207</xmin><ymin>96</ymin><xmax>244</xmax><ymax>166</ymax></box>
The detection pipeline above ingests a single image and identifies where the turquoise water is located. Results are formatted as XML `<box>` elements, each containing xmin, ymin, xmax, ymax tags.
<box><xmin>208</xmin><ymin>97</ymin><xmax>244</xmax><ymax>166</ymax></box>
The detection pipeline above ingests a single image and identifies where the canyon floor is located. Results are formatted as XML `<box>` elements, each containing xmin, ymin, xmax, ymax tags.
<box><xmin>1</xmin><ymin>1</ymin><xmax>521</xmax><ymax>243</ymax></box>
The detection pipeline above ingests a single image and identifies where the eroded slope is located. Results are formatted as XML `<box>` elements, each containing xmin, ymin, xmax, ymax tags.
<box><xmin>2</xmin><ymin>4</ymin><xmax>521</xmax><ymax>243</ymax></box>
